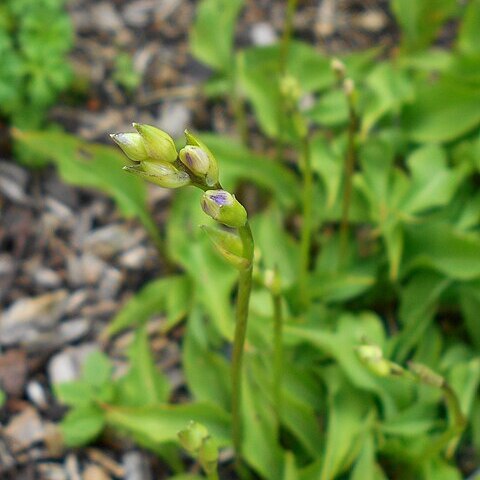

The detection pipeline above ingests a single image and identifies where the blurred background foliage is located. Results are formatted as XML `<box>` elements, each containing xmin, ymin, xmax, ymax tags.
<box><xmin>1</xmin><ymin>0</ymin><xmax>480</xmax><ymax>479</ymax></box>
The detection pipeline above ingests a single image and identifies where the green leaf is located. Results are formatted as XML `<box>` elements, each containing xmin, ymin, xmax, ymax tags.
<box><xmin>391</xmin><ymin>0</ymin><xmax>458</xmax><ymax>52</ymax></box>
<box><xmin>447</xmin><ymin>358</ymin><xmax>480</xmax><ymax>418</ymax></box>
<box><xmin>459</xmin><ymin>282</ymin><xmax>480</xmax><ymax>348</ymax></box>
<box><xmin>402</xmin><ymin>222</ymin><xmax>480</xmax><ymax>280</ymax></box>
<box><xmin>0</xmin><ymin>389</ymin><xmax>5</xmax><ymax>408</ymax></box>
<box><xmin>106</xmin><ymin>275</ymin><xmax>192</xmax><ymax>337</ymax></box>
<box><xmin>83</xmin><ymin>351</ymin><xmax>113</xmax><ymax>388</ymax></box>
<box><xmin>361</xmin><ymin>62</ymin><xmax>414</xmax><ymax>135</ymax></box>
<box><xmin>458</xmin><ymin>0</ymin><xmax>480</xmax><ymax>55</ymax></box>
<box><xmin>200</xmin><ymin>133</ymin><xmax>301</xmax><ymax>208</ymax></box>
<box><xmin>283</xmin><ymin>452</ymin><xmax>300</xmax><ymax>480</ymax></box>
<box><xmin>116</xmin><ymin>327</ymin><xmax>170</xmax><ymax>407</ymax></box>
<box><xmin>403</xmin><ymin>78</ymin><xmax>480</xmax><ymax>143</ymax></box>
<box><xmin>183</xmin><ymin>307</ymin><xmax>231</xmax><ymax>410</ymax></box>
<box><xmin>54</xmin><ymin>381</ymin><xmax>94</xmax><ymax>408</ymax></box>
<box><xmin>421</xmin><ymin>458</ymin><xmax>462</xmax><ymax>480</ymax></box>
<box><xmin>190</xmin><ymin>0</ymin><xmax>243</xmax><ymax>72</ymax></box>
<box><xmin>306</xmin><ymin>90</ymin><xmax>349</xmax><ymax>127</ymax></box>
<box><xmin>350</xmin><ymin>434</ymin><xmax>387</xmax><ymax>480</ymax></box>
<box><xmin>61</xmin><ymin>405</ymin><xmax>105</xmax><ymax>447</ymax></box>
<box><xmin>105</xmin><ymin>402</ymin><xmax>231</xmax><ymax>451</ymax></box>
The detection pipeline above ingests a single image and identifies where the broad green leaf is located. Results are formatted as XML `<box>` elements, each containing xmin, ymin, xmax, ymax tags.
<box><xmin>13</xmin><ymin>130</ymin><xmax>162</xmax><ymax>248</ymax></box>
<box><xmin>190</xmin><ymin>0</ymin><xmax>243</xmax><ymax>72</ymax></box>
<box><xmin>61</xmin><ymin>405</ymin><xmax>105</xmax><ymax>446</ymax></box>
<box><xmin>200</xmin><ymin>133</ymin><xmax>301</xmax><ymax>208</ymax></box>
<box><xmin>243</xmin><ymin>361</ymin><xmax>283</xmax><ymax>480</ymax></box>
<box><xmin>402</xmin><ymin>222</ymin><xmax>480</xmax><ymax>280</ymax></box>
<box><xmin>447</xmin><ymin>358</ymin><xmax>480</xmax><ymax>418</ymax></box>
<box><xmin>391</xmin><ymin>0</ymin><xmax>458</xmax><ymax>52</ymax></box>
<box><xmin>459</xmin><ymin>282</ymin><xmax>480</xmax><ymax>348</ymax></box>
<box><xmin>116</xmin><ymin>327</ymin><xmax>170</xmax><ymax>407</ymax></box>
<box><xmin>403</xmin><ymin>78</ymin><xmax>480</xmax><ymax>143</ymax></box>
<box><xmin>251</xmin><ymin>207</ymin><xmax>299</xmax><ymax>288</ymax></box>
<box><xmin>105</xmin><ymin>402</ymin><xmax>231</xmax><ymax>451</ymax></box>
<box><xmin>54</xmin><ymin>381</ymin><xmax>94</xmax><ymax>408</ymax></box>
<box><xmin>361</xmin><ymin>62</ymin><xmax>414</xmax><ymax>135</ymax></box>
<box><xmin>458</xmin><ymin>0</ymin><xmax>480</xmax><ymax>55</ymax></box>
<box><xmin>350</xmin><ymin>434</ymin><xmax>387</xmax><ymax>480</ymax></box>
<box><xmin>83</xmin><ymin>351</ymin><xmax>112</xmax><ymax>388</ymax></box>
<box><xmin>106</xmin><ymin>275</ymin><xmax>192</xmax><ymax>337</ymax></box>
<box><xmin>306</xmin><ymin>90</ymin><xmax>349</xmax><ymax>127</ymax></box>
<box><xmin>183</xmin><ymin>307</ymin><xmax>231</xmax><ymax>410</ymax></box>
<box><xmin>421</xmin><ymin>458</ymin><xmax>462</xmax><ymax>480</ymax></box>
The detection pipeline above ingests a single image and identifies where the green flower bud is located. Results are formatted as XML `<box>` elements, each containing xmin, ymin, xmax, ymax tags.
<box><xmin>184</xmin><ymin>130</ymin><xmax>219</xmax><ymax>187</ymax></box>
<box><xmin>264</xmin><ymin>267</ymin><xmax>282</xmax><ymax>295</ymax></box>
<box><xmin>331</xmin><ymin>58</ymin><xmax>346</xmax><ymax>80</ymax></box>
<box><xmin>356</xmin><ymin>345</ymin><xmax>394</xmax><ymax>377</ymax></box>
<box><xmin>198</xmin><ymin>436</ymin><xmax>218</xmax><ymax>475</ymax></box>
<box><xmin>124</xmin><ymin>161</ymin><xmax>190</xmax><ymax>188</ymax></box>
<box><xmin>408</xmin><ymin>362</ymin><xmax>445</xmax><ymax>388</ymax></box>
<box><xmin>133</xmin><ymin>123</ymin><xmax>178</xmax><ymax>163</ymax></box>
<box><xmin>179</xmin><ymin>145</ymin><xmax>210</xmax><ymax>176</ymax></box>
<box><xmin>201</xmin><ymin>224</ymin><xmax>248</xmax><ymax>269</ymax></box>
<box><xmin>201</xmin><ymin>190</ymin><xmax>247</xmax><ymax>228</ymax></box>
<box><xmin>178</xmin><ymin>421</ymin><xmax>209</xmax><ymax>454</ymax></box>
<box><xmin>110</xmin><ymin>132</ymin><xmax>149</xmax><ymax>162</ymax></box>
<box><xmin>280</xmin><ymin>75</ymin><xmax>301</xmax><ymax>108</ymax></box>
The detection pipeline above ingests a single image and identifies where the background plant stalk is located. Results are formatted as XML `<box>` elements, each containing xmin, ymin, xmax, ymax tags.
<box><xmin>299</xmin><ymin>134</ymin><xmax>313</xmax><ymax>308</ymax></box>
<box><xmin>231</xmin><ymin>222</ymin><xmax>254</xmax><ymax>469</ymax></box>
<box><xmin>272</xmin><ymin>289</ymin><xmax>283</xmax><ymax>434</ymax></box>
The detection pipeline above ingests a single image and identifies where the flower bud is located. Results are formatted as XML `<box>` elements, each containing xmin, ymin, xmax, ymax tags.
<box><xmin>280</xmin><ymin>75</ymin><xmax>301</xmax><ymax>111</ymax></box>
<box><xmin>264</xmin><ymin>267</ymin><xmax>281</xmax><ymax>295</ymax></box>
<box><xmin>356</xmin><ymin>345</ymin><xmax>395</xmax><ymax>377</ymax></box>
<box><xmin>201</xmin><ymin>190</ymin><xmax>247</xmax><ymax>228</ymax></box>
<box><xmin>133</xmin><ymin>123</ymin><xmax>178</xmax><ymax>163</ymax></box>
<box><xmin>331</xmin><ymin>58</ymin><xmax>346</xmax><ymax>80</ymax></box>
<box><xmin>201</xmin><ymin>224</ymin><xmax>248</xmax><ymax>269</ymax></box>
<box><xmin>179</xmin><ymin>145</ymin><xmax>210</xmax><ymax>176</ymax></box>
<box><xmin>198</xmin><ymin>436</ymin><xmax>218</xmax><ymax>475</ymax></box>
<box><xmin>184</xmin><ymin>130</ymin><xmax>219</xmax><ymax>187</ymax></box>
<box><xmin>178</xmin><ymin>421</ymin><xmax>209</xmax><ymax>454</ymax></box>
<box><xmin>110</xmin><ymin>132</ymin><xmax>149</xmax><ymax>162</ymax></box>
<box><xmin>408</xmin><ymin>362</ymin><xmax>445</xmax><ymax>388</ymax></box>
<box><xmin>343</xmin><ymin>78</ymin><xmax>355</xmax><ymax>99</ymax></box>
<box><xmin>123</xmin><ymin>161</ymin><xmax>190</xmax><ymax>189</ymax></box>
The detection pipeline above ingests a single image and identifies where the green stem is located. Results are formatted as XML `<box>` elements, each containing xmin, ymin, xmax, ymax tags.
<box><xmin>272</xmin><ymin>290</ymin><xmax>283</xmax><ymax>434</ymax></box>
<box><xmin>231</xmin><ymin>222</ymin><xmax>254</xmax><ymax>470</ymax></box>
<box><xmin>232</xmin><ymin>56</ymin><xmax>249</xmax><ymax>146</ymax></box>
<box><xmin>299</xmin><ymin>134</ymin><xmax>313</xmax><ymax>309</ymax></box>
<box><xmin>207</xmin><ymin>470</ymin><xmax>219</xmax><ymax>480</ymax></box>
<box><xmin>339</xmin><ymin>96</ymin><xmax>358</xmax><ymax>264</ymax></box>
<box><xmin>275</xmin><ymin>0</ymin><xmax>299</xmax><ymax>162</ymax></box>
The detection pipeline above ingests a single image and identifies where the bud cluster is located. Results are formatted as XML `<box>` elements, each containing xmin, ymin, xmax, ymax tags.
<box><xmin>111</xmin><ymin>124</ymin><xmax>250</xmax><ymax>263</ymax></box>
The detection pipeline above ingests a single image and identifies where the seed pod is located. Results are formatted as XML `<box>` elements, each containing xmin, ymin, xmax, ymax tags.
<box><xmin>408</xmin><ymin>362</ymin><xmax>445</xmax><ymax>388</ymax></box>
<box><xmin>179</xmin><ymin>145</ymin><xmax>210</xmax><ymax>176</ymax></box>
<box><xmin>201</xmin><ymin>190</ymin><xmax>247</xmax><ymax>228</ymax></box>
<box><xmin>184</xmin><ymin>130</ymin><xmax>219</xmax><ymax>187</ymax></box>
<box><xmin>110</xmin><ymin>132</ymin><xmax>149</xmax><ymax>162</ymax></box>
<box><xmin>133</xmin><ymin>123</ymin><xmax>178</xmax><ymax>163</ymax></box>
<box><xmin>201</xmin><ymin>224</ymin><xmax>248</xmax><ymax>269</ymax></box>
<box><xmin>356</xmin><ymin>345</ymin><xmax>393</xmax><ymax>377</ymax></box>
<box><xmin>123</xmin><ymin>161</ymin><xmax>191</xmax><ymax>188</ymax></box>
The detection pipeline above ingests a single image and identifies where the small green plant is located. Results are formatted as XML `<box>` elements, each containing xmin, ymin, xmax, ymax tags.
<box><xmin>15</xmin><ymin>0</ymin><xmax>479</xmax><ymax>478</ymax></box>
<box><xmin>0</xmin><ymin>0</ymin><xmax>73</xmax><ymax>129</ymax></box>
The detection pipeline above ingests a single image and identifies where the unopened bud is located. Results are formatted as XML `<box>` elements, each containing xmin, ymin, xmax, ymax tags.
<box><xmin>178</xmin><ymin>421</ymin><xmax>209</xmax><ymax>454</ymax></box>
<box><xmin>264</xmin><ymin>268</ymin><xmax>281</xmax><ymax>295</ymax></box>
<box><xmin>124</xmin><ymin>161</ymin><xmax>190</xmax><ymax>188</ymax></box>
<box><xmin>201</xmin><ymin>190</ymin><xmax>247</xmax><ymax>228</ymax></box>
<box><xmin>331</xmin><ymin>58</ymin><xmax>346</xmax><ymax>79</ymax></box>
<box><xmin>184</xmin><ymin>130</ymin><xmax>219</xmax><ymax>187</ymax></box>
<box><xmin>198</xmin><ymin>436</ymin><xmax>218</xmax><ymax>475</ymax></box>
<box><xmin>201</xmin><ymin>225</ymin><xmax>248</xmax><ymax>269</ymax></box>
<box><xmin>179</xmin><ymin>146</ymin><xmax>210</xmax><ymax>176</ymax></box>
<box><xmin>343</xmin><ymin>78</ymin><xmax>355</xmax><ymax>98</ymax></box>
<box><xmin>280</xmin><ymin>75</ymin><xmax>301</xmax><ymax>111</ymax></box>
<box><xmin>408</xmin><ymin>362</ymin><xmax>445</xmax><ymax>388</ymax></box>
<box><xmin>110</xmin><ymin>132</ymin><xmax>149</xmax><ymax>162</ymax></box>
<box><xmin>133</xmin><ymin>123</ymin><xmax>178</xmax><ymax>163</ymax></box>
<box><xmin>356</xmin><ymin>345</ymin><xmax>394</xmax><ymax>377</ymax></box>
